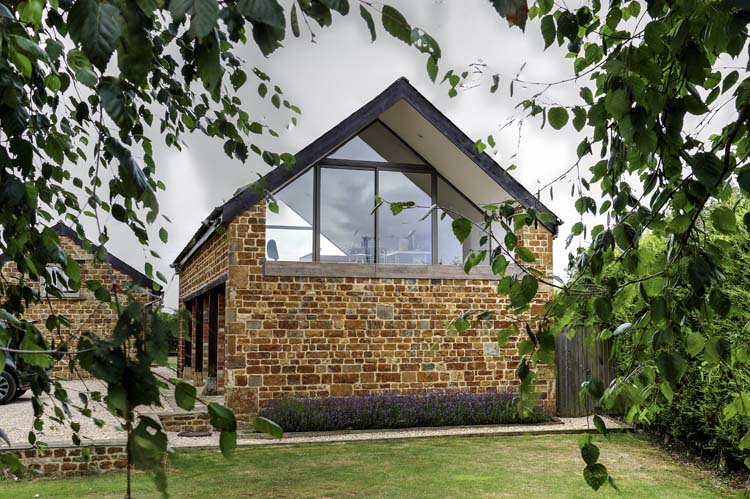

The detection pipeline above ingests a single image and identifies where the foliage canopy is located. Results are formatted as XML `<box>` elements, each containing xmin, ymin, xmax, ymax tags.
<box><xmin>1</xmin><ymin>0</ymin><xmax>750</xmax><ymax>495</ymax></box>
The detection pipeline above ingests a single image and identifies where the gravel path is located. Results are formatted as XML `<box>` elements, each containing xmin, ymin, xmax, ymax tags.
<box><xmin>1</xmin><ymin>369</ymin><xmax>629</xmax><ymax>449</ymax></box>
<box><xmin>0</xmin><ymin>367</ymin><xmax>212</xmax><ymax>447</ymax></box>
<box><xmin>171</xmin><ymin>415</ymin><xmax>630</xmax><ymax>449</ymax></box>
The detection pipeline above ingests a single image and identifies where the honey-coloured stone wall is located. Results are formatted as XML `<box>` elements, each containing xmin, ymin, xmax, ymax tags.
<box><xmin>188</xmin><ymin>200</ymin><xmax>557</xmax><ymax>418</ymax></box>
<box><xmin>1</xmin><ymin>235</ymin><xmax>158</xmax><ymax>379</ymax></box>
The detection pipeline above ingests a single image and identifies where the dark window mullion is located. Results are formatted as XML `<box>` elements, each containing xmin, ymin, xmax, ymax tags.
<box><xmin>313</xmin><ymin>164</ymin><xmax>320</xmax><ymax>262</ymax></box>
<box><xmin>374</xmin><ymin>167</ymin><xmax>379</xmax><ymax>264</ymax></box>
<box><xmin>431</xmin><ymin>172</ymin><xmax>438</xmax><ymax>265</ymax></box>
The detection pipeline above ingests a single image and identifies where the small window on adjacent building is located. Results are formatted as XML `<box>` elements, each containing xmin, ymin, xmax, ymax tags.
<box><xmin>265</xmin><ymin>169</ymin><xmax>314</xmax><ymax>262</ymax></box>
<box><xmin>40</xmin><ymin>264</ymin><xmax>80</xmax><ymax>298</ymax></box>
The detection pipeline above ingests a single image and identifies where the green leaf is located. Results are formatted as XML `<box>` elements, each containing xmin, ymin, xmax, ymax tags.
<box><xmin>451</xmin><ymin>217</ymin><xmax>472</xmax><ymax>243</ymax></box>
<box><xmin>592</xmin><ymin>414</ymin><xmax>608</xmax><ymax>436</ymax></box>
<box><xmin>556</xmin><ymin>10</ymin><xmax>578</xmax><ymax>40</ymax></box>
<box><xmin>583</xmin><ymin>463</ymin><xmax>609</xmax><ymax>491</ymax></box>
<box><xmin>290</xmin><ymin>4</ymin><xmax>300</xmax><ymax>37</ymax></box>
<box><xmin>668</xmin><ymin>213</ymin><xmax>692</xmax><ymax>234</ymax></box>
<box><xmin>548</xmin><ymin>107</ymin><xmax>569</xmax><ymax>130</ymax></box>
<box><xmin>381</xmin><ymin>5</ymin><xmax>411</xmax><ymax>44</ymax></box>
<box><xmin>687</xmin><ymin>254</ymin><xmax>712</xmax><ymax>288</ymax></box>
<box><xmin>686</xmin><ymin>331</ymin><xmax>705</xmax><ymax>356</ymax></box>
<box><xmin>99</xmin><ymin>79</ymin><xmax>130</xmax><ymax>129</ymax></box>
<box><xmin>159</xmin><ymin>227</ymin><xmax>168</xmax><ymax>243</ymax></box>
<box><xmin>68</xmin><ymin>0</ymin><xmax>123</xmax><ymax>71</ymax></box>
<box><xmin>691</xmin><ymin>152</ymin><xmax>723</xmax><ymax>189</ymax></box>
<box><xmin>604</xmin><ymin>89</ymin><xmax>630</xmax><ymax>119</ymax></box>
<box><xmin>19</xmin><ymin>330</ymin><xmax>52</xmax><ymax>368</ymax></box>
<box><xmin>739</xmin><ymin>431</ymin><xmax>750</xmax><ymax>451</ymax></box>
<box><xmin>174</xmin><ymin>381</ymin><xmax>196</xmax><ymax>411</ymax></box>
<box><xmin>237</xmin><ymin>0</ymin><xmax>284</xmax><ymax>28</ymax></box>
<box><xmin>491</xmin><ymin>255</ymin><xmax>509</xmax><ymax>276</ymax></box>
<box><xmin>195</xmin><ymin>35</ymin><xmax>222</xmax><ymax>98</ymax></box>
<box><xmin>709</xmin><ymin>288</ymin><xmax>731</xmax><ymax>317</ymax></box>
<box><xmin>541</xmin><ymin>15</ymin><xmax>555</xmax><ymax>49</ymax></box>
<box><xmin>253</xmin><ymin>416</ymin><xmax>283</xmax><ymax>438</ymax></box>
<box><xmin>319</xmin><ymin>0</ymin><xmax>349</xmax><ymax>15</ymax></box>
<box><xmin>572</xmin><ymin>106</ymin><xmax>586</xmax><ymax>131</ymax></box>
<box><xmin>359</xmin><ymin>5</ymin><xmax>376</xmax><ymax>42</ymax></box>
<box><xmin>464</xmin><ymin>250</ymin><xmax>487</xmax><ymax>273</ymax></box>
<box><xmin>171</xmin><ymin>0</ymin><xmax>219</xmax><ymax>37</ymax></box>
<box><xmin>426</xmin><ymin>55</ymin><xmax>438</xmax><ymax>82</ymax></box>
<box><xmin>737</xmin><ymin>170</ymin><xmax>750</xmax><ymax>194</ymax></box>
<box><xmin>118</xmin><ymin>2</ymin><xmax>153</xmax><ymax>87</ymax></box>
<box><xmin>219</xmin><ymin>431</ymin><xmax>237</xmax><ymax>457</ymax></box>
<box><xmin>593</xmin><ymin>297</ymin><xmax>612</xmax><ymax>321</ymax></box>
<box><xmin>516</xmin><ymin>246</ymin><xmax>535</xmax><ymax>263</ymax></box>
<box><xmin>208</xmin><ymin>402</ymin><xmax>237</xmax><ymax>432</ymax></box>
<box><xmin>497</xmin><ymin>324</ymin><xmax>517</xmax><ymax>346</ymax></box>
<box><xmin>580</xmin><ymin>443</ymin><xmax>599</xmax><ymax>466</ymax></box>
<box><xmin>489</xmin><ymin>0</ymin><xmax>529</xmax><ymax>31</ymax></box>
<box><xmin>656</xmin><ymin>351</ymin><xmax>688</xmax><ymax>384</ymax></box>
<box><xmin>711</xmin><ymin>206</ymin><xmax>737</xmax><ymax>234</ymax></box>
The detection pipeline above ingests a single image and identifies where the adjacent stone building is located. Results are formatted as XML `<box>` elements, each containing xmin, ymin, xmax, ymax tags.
<box><xmin>173</xmin><ymin>78</ymin><xmax>561</xmax><ymax>417</ymax></box>
<box><xmin>0</xmin><ymin>222</ymin><xmax>161</xmax><ymax>379</ymax></box>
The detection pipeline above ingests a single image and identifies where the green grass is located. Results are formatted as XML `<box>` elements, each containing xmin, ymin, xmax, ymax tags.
<box><xmin>0</xmin><ymin>434</ymin><xmax>733</xmax><ymax>499</ymax></box>
<box><xmin>166</xmin><ymin>356</ymin><xmax>177</xmax><ymax>370</ymax></box>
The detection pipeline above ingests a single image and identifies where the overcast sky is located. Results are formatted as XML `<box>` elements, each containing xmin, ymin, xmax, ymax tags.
<box><xmin>88</xmin><ymin>1</ymin><xmax>597</xmax><ymax>308</ymax></box>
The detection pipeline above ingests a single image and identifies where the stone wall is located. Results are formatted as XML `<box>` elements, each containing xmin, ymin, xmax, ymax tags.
<box><xmin>178</xmin><ymin>231</ymin><xmax>228</xmax><ymax>298</ymax></box>
<box><xmin>177</xmin><ymin>231</ymin><xmax>229</xmax><ymax>383</ymax></box>
<box><xmin>212</xmin><ymin>201</ymin><xmax>556</xmax><ymax>418</ymax></box>
<box><xmin>0</xmin><ymin>236</ymin><xmax>157</xmax><ymax>379</ymax></box>
<box><xmin>7</xmin><ymin>442</ymin><xmax>129</xmax><ymax>477</ymax></box>
<box><xmin>158</xmin><ymin>411</ymin><xmax>212</xmax><ymax>433</ymax></box>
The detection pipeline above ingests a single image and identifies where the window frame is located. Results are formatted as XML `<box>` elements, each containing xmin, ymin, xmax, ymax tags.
<box><xmin>40</xmin><ymin>263</ymin><xmax>82</xmax><ymax>299</ymax></box>
<box><xmin>267</xmin><ymin>120</ymin><xmax>490</xmax><ymax>266</ymax></box>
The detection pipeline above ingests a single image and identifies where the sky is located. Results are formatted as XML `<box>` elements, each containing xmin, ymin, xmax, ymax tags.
<box><xmin>88</xmin><ymin>0</ymin><xmax>596</xmax><ymax>309</ymax></box>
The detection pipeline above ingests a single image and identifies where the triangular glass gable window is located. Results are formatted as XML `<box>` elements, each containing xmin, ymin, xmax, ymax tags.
<box><xmin>328</xmin><ymin>121</ymin><xmax>425</xmax><ymax>164</ymax></box>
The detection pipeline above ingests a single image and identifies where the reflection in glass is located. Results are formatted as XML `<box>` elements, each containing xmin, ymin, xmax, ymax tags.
<box><xmin>319</xmin><ymin>168</ymin><xmax>375</xmax><ymax>263</ymax></box>
<box><xmin>436</xmin><ymin>177</ymin><xmax>488</xmax><ymax>265</ymax></box>
<box><xmin>378</xmin><ymin>171</ymin><xmax>432</xmax><ymax>264</ymax></box>
<box><xmin>265</xmin><ymin>169</ymin><xmax>314</xmax><ymax>261</ymax></box>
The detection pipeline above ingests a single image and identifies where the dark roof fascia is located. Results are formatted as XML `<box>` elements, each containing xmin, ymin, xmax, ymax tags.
<box><xmin>170</xmin><ymin>206</ymin><xmax>222</xmax><ymax>272</ymax></box>
<box><xmin>173</xmin><ymin>77</ymin><xmax>562</xmax><ymax>268</ymax></box>
<box><xmin>52</xmin><ymin>222</ymin><xmax>162</xmax><ymax>294</ymax></box>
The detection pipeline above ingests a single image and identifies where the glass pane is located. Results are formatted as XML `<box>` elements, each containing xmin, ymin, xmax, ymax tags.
<box><xmin>265</xmin><ymin>169</ymin><xmax>314</xmax><ymax>261</ymax></box>
<box><xmin>378</xmin><ymin>171</ymin><xmax>432</xmax><ymax>264</ymax></box>
<box><xmin>320</xmin><ymin>168</ymin><xmax>375</xmax><ymax>263</ymax></box>
<box><xmin>437</xmin><ymin>177</ymin><xmax>488</xmax><ymax>266</ymax></box>
<box><xmin>328</xmin><ymin>122</ymin><xmax>424</xmax><ymax>164</ymax></box>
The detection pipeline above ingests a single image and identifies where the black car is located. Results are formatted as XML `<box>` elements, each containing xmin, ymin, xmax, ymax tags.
<box><xmin>0</xmin><ymin>320</ymin><xmax>49</xmax><ymax>405</ymax></box>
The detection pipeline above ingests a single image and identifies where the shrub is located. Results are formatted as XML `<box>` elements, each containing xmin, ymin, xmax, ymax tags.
<box><xmin>259</xmin><ymin>391</ymin><xmax>548</xmax><ymax>432</ymax></box>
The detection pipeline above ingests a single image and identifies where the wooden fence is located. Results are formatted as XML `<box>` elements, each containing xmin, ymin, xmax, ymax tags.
<box><xmin>556</xmin><ymin>328</ymin><xmax>617</xmax><ymax>417</ymax></box>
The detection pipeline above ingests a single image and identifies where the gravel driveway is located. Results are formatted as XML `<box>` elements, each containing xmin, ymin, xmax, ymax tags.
<box><xmin>1</xmin><ymin>367</ymin><xmax>203</xmax><ymax>447</ymax></box>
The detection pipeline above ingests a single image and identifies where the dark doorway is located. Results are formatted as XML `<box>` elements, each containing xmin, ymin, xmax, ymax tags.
<box><xmin>184</xmin><ymin>302</ymin><xmax>192</xmax><ymax>370</ymax></box>
<box><xmin>208</xmin><ymin>290</ymin><xmax>218</xmax><ymax>379</ymax></box>
<box><xmin>194</xmin><ymin>298</ymin><xmax>204</xmax><ymax>373</ymax></box>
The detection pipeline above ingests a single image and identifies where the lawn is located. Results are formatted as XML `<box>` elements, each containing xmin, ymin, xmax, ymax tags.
<box><xmin>0</xmin><ymin>433</ymin><xmax>732</xmax><ymax>499</ymax></box>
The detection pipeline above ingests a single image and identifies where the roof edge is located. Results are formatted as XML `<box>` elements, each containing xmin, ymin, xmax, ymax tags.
<box><xmin>173</xmin><ymin>77</ymin><xmax>562</xmax><ymax>268</ymax></box>
<box><xmin>51</xmin><ymin>222</ymin><xmax>163</xmax><ymax>294</ymax></box>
